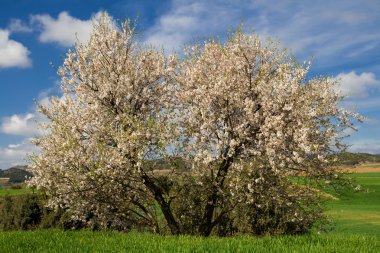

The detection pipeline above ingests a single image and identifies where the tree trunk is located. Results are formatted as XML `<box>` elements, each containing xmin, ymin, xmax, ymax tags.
<box><xmin>198</xmin><ymin>156</ymin><xmax>233</xmax><ymax>236</ymax></box>
<box><xmin>142</xmin><ymin>174</ymin><xmax>181</xmax><ymax>235</ymax></box>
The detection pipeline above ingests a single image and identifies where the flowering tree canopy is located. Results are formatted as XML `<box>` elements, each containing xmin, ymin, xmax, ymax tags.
<box><xmin>29</xmin><ymin>14</ymin><xmax>359</xmax><ymax>236</ymax></box>
<box><xmin>29</xmin><ymin>14</ymin><xmax>179</xmax><ymax>233</ymax></box>
<box><xmin>175</xmin><ymin>32</ymin><xmax>360</xmax><ymax>235</ymax></box>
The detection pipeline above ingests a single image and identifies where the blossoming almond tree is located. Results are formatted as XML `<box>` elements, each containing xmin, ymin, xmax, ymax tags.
<box><xmin>175</xmin><ymin>31</ymin><xmax>360</xmax><ymax>236</ymax></box>
<box><xmin>29</xmin><ymin>14</ymin><xmax>180</xmax><ymax>233</ymax></box>
<box><xmin>29</xmin><ymin>14</ymin><xmax>360</xmax><ymax>236</ymax></box>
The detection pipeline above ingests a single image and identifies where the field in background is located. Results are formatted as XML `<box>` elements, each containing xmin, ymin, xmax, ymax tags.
<box><xmin>0</xmin><ymin>184</ymin><xmax>33</xmax><ymax>196</ymax></box>
<box><xmin>327</xmin><ymin>172</ymin><xmax>380</xmax><ymax>236</ymax></box>
<box><xmin>344</xmin><ymin>163</ymin><xmax>380</xmax><ymax>173</ymax></box>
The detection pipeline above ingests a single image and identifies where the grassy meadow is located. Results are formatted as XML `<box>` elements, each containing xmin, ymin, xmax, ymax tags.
<box><xmin>326</xmin><ymin>172</ymin><xmax>380</xmax><ymax>236</ymax></box>
<box><xmin>0</xmin><ymin>230</ymin><xmax>378</xmax><ymax>253</ymax></box>
<box><xmin>0</xmin><ymin>171</ymin><xmax>379</xmax><ymax>252</ymax></box>
<box><xmin>0</xmin><ymin>184</ymin><xmax>34</xmax><ymax>196</ymax></box>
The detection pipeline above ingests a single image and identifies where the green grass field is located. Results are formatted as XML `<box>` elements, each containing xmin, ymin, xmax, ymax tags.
<box><xmin>0</xmin><ymin>172</ymin><xmax>378</xmax><ymax>252</ymax></box>
<box><xmin>0</xmin><ymin>230</ymin><xmax>378</xmax><ymax>253</ymax></box>
<box><xmin>0</xmin><ymin>185</ymin><xmax>34</xmax><ymax>196</ymax></box>
<box><xmin>327</xmin><ymin>172</ymin><xmax>380</xmax><ymax>236</ymax></box>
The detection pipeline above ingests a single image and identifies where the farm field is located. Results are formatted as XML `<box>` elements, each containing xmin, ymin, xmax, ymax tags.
<box><xmin>0</xmin><ymin>172</ymin><xmax>378</xmax><ymax>252</ymax></box>
<box><xmin>357</xmin><ymin>163</ymin><xmax>380</xmax><ymax>169</ymax></box>
<box><xmin>344</xmin><ymin>163</ymin><xmax>380</xmax><ymax>173</ymax></box>
<box><xmin>326</xmin><ymin>172</ymin><xmax>380</xmax><ymax>236</ymax></box>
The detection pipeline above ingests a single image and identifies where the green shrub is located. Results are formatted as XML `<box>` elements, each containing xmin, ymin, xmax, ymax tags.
<box><xmin>0</xmin><ymin>195</ymin><xmax>15</xmax><ymax>230</ymax></box>
<box><xmin>0</xmin><ymin>193</ymin><xmax>130</xmax><ymax>231</ymax></box>
<box><xmin>0</xmin><ymin>194</ymin><xmax>41</xmax><ymax>230</ymax></box>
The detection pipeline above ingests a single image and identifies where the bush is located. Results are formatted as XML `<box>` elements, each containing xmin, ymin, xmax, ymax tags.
<box><xmin>0</xmin><ymin>195</ymin><xmax>15</xmax><ymax>230</ymax></box>
<box><xmin>0</xmin><ymin>194</ymin><xmax>78</xmax><ymax>231</ymax></box>
<box><xmin>0</xmin><ymin>193</ymin><xmax>135</xmax><ymax>231</ymax></box>
<box><xmin>0</xmin><ymin>194</ymin><xmax>41</xmax><ymax>230</ymax></box>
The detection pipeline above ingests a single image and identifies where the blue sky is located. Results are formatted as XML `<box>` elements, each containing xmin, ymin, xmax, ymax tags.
<box><xmin>0</xmin><ymin>0</ymin><xmax>379</xmax><ymax>169</ymax></box>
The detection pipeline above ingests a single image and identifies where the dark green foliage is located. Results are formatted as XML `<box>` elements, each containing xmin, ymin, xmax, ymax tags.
<box><xmin>0</xmin><ymin>193</ymin><xmax>138</xmax><ymax>232</ymax></box>
<box><xmin>170</xmin><ymin>176</ymin><xmax>206</xmax><ymax>235</ymax></box>
<box><xmin>37</xmin><ymin>200</ymin><xmax>84</xmax><ymax>230</ymax></box>
<box><xmin>225</xmin><ymin>169</ymin><xmax>325</xmax><ymax>236</ymax></box>
<box><xmin>19</xmin><ymin>194</ymin><xmax>42</xmax><ymax>229</ymax></box>
<box><xmin>39</xmin><ymin>206</ymin><xmax>66</xmax><ymax>229</ymax></box>
<box><xmin>0</xmin><ymin>193</ymin><xmax>79</xmax><ymax>231</ymax></box>
<box><xmin>163</xmin><ymin>167</ymin><xmax>324</xmax><ymax>236</ymax></box>
<box><xmin>0</xmin><ymin>194</ymin><xmax>41</xmax><ymax>230</ymax></box>
<box><xmin>241</xmin><ymin>181</ymin><xmax>324</xmax><ymax>236</ymax></box>
<box><xmin>0</xmin><ymin>195</ymin><xmax>14</xmax><ymax>230</ymax></box>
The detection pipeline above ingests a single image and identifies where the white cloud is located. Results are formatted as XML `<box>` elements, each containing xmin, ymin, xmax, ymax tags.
<box><xmin>145</xmin><ymin>2</ymin><xmax>203</xmax><ymax>50</ymax></box>
<box><xmin>144</xmin><ymin>0</ymin><xmax>380</xmax><ymax>70</ymax></box>
<box><xmin>0</xmin><ymin>88</ymin><xmax>54</xmax><ymax>138</ymax></box>
<box><xmin>31</xmin><ymin>11</ymin><xmax>101</xmax><ymax>47</ymax></box>
<box><xmin>0</xmin><ymin>139</ymin><xmax>38</xmax><ymax>169</ymax></box>
<box><xmin>0</xmin><ymin>113</ymin><xmax>43</xmax><ymax>137</ymax></box>
<box><xmin>144</xmin><ymin>1</ymin><xmax>241</xmax><ymax>50</ymax></box>
<box><xmin>0</xmin><ymin>90</ymin><xmax>55</xmax><ymax>169</ymax></box>
<box><xmin>8</xmin><ymin>18</ymin><xmax>32</xmax><ymax>33</ymax></box>
<box><xmin>0</xmin><ymin>29</ymin><xmax>31</xmax><ymax>68</ymax></box>
<box><xmin>347</xmin><ymin>139</ymin><xmax>380</xmax><ymax>154</ymax></box>
<box><xmin>246</xmin><ymin>0</ymin><xmax>380</xmax><ymax>64</ymax></box>
<box><xmin>336</xmin><ymin>71</ymin><xmax>380</xmax><ymax>98</ymax></box>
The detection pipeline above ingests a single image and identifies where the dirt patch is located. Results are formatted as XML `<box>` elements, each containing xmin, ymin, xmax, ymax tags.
<box><xmin>344</xmin><ymin>167</ymin><xmax>380</xmax><ymax>173</ymax></box>
<box><xmin>0</xmin><ymin>177</ymin><xmax>9</xmax><ymax>186</ymax></box>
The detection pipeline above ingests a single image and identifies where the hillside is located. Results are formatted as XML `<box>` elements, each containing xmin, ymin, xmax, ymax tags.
<box><xmin>0</xmin><ymin>152</ymin><xmax>377</xmax><ymax>184</ymax></box>
<box><xmin>337</xmin><ymin>152</ymin><xmax>380</xmax><ymax>166</ymax></box>
<box><xmin>0</xmin><ymin>166</ymin><xmax>32</xmax><ymax>183</ymax></box>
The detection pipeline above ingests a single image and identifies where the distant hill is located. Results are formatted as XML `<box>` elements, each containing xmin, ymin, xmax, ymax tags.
<box><xmin>0</xmin><ymin>152</ymin><xmax>377</xmax><ymax>184</ymax></box>
<box><xmin>337</xmin><ymin>152</ymin><xmax>380</xmax><ymax>166</ymax></box>
<box><xmin>0</xmin><ymin>166</ymin><xmax>32</xmax><ymax>183</ymax></box>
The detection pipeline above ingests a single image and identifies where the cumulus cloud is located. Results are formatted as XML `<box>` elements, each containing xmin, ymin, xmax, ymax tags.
<box><xmin>0</xmin><ymin>87</ymin><xmax>54</xmax><ymax>138</ymax></box>
<box><xmin>144</xmin><ymin>1</ymin><xmax>241</xmax><ymax>50</ymax></box>
<box><xmin>0</xmin><ymin>139</ymin><xmax>38</xmax><ymax>169</ymax></box>
<box><xmin>0</xmin><ymin>113</ymin><xmax>43</xmax><ymax>137</ymax></box>
<box><xmin>0</xmin><ymin>90</ymin><xmax>55</xmax><ymax>169</ymax></box>
<box><xmin>336</xmin><ymin>71</ymin><xmax>380</xmax><ymax>98</ymax></box>
<box><xmin>31</xmin><ymin>11</ymin><xmax>101</xmax><ymax>47</ymax></box>
<box><xmin>145</xmin><ymin>2</ymin><xmax>204</xmax><ymax>50</ymax></box>
<box><xmin>8</xmin><ymin>18</ymin><xmax>32</xmax><ymax>33</ymax></box>
<box><xmin>0</xmin><ymin>29</ymin><xmax>31</xmax><ymax>68</ymax></box>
